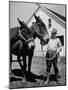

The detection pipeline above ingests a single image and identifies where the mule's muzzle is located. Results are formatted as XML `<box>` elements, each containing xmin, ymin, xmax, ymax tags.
<box><xmin>28</xmin><ymin>40</ymin><xmax>35</xmax><ymax>49</ymax></box>
<box><xmin>30</xmin><ymin>45</ymin><xmax>35</xmax><ymax>50</ymax></box>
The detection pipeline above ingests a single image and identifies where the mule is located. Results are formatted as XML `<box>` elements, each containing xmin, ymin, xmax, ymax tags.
<box><xmin>10</xmin><ymin>19</ymin><xmax>35</xmax><ymax>75</ymax></box>
<box><xmin>10</xmin><ymin>15</ymin><xmax>48</xmax><ymax>76</ymax></box>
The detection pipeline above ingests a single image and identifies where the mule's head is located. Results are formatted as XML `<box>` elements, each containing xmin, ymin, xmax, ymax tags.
<box><xmin>17</xmin><ymin>18</ymin><xmax>35</xmax><ymax>49</ymax></box>
<box><xmin>30</xmin><ymin>14</ymin><xmax>49</xmax><ymax>46</ymax></box>
<box><xmin>34</xmin><ymin>14</ymin><xmax>48</xmax><ymax>36</ymax></box>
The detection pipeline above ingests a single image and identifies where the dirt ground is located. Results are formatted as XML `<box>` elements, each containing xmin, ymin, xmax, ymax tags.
<box><xmin>10</xmin><ymin>56</ymin><xmax>66</xmax><ymax>89</ymax></box>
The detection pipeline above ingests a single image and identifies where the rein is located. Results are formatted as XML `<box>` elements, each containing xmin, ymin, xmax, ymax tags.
<box><xmin>45</xmin><ymin>49</ymin><xmax>61</xmax><ymax>60</ymax></box>
<box><xmin>46</xmin><ymin>51</ymin><xmax>58</xmax><ymax>60</ymax></box>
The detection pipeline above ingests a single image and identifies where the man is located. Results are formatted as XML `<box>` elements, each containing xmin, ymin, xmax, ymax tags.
<box><xmin>44</xmin><ymin>28</ymin><xmax>62</xmax><ymax>84</ymax></box>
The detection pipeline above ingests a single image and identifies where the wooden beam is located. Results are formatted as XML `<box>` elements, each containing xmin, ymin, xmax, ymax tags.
<box><xmin>27</xmin><ymin>6</ymin><xmax>40</xmax><ymax>24</ymax></box>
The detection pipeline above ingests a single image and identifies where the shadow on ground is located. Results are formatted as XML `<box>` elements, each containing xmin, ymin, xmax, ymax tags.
<box><xmin>10</xmin><ymin>69</ymin><xmax>61</xmax><ymax>83</ymax></box>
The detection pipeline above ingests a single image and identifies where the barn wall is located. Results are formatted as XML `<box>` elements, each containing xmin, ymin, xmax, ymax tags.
<box><xmin>27</xmin><ymin>9</ymin><xmax>65</xmax><ymax>56</ymax></box>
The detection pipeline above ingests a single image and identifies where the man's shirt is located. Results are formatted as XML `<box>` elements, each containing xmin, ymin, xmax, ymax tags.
<box><xmin>47</xmin><ymin>38</ymin><xmax>62</xmax><ymax>51</ymax></box>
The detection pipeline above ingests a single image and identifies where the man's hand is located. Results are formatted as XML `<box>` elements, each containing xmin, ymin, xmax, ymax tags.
<box><xmin>60</xmin><ymin>48</ymin><xmax>62</xmax><ymax>52</ymax></box>
<box><xmin>57</xmin><ymin>47</ymin><xmax>62</xmax><ymax>53</ymax></box>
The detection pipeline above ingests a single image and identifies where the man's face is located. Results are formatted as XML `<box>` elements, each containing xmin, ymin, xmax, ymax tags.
<box><xmin>51</xmin><ymin>33</ymin><xmax>56</xmax><ymax>38</ymax></box>
<box><xmin>32</xmin><ymin>22</ymin><xmax>35</xmax><ymax>25</ymax></box>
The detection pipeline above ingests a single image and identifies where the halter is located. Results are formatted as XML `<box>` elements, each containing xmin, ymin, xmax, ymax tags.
<box><xmin>19</xmin><ymin>29</ymin><xmax>33</xmax><ymax>43</ymax></box>
<box><xmin>33</xmin><ymin>23</ymin><xmax>45</xmax><ymax>37</ymax></box>
<box><xmin>34</xmin><ymin>23</ymin><xmax>48</xmax><ymax>38</ymax></box>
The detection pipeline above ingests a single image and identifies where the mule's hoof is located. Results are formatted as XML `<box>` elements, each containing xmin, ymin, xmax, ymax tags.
<box><xmin>44</xmin><ymin>79</ymin><xmax>49</xmax><ymax>85</ymax></box>
<box><xmin>22</xmin><ymin>77</ymin><xmax>26</xmax><ymax>82</ymax></box>
<box><xmin>56</xmin><ymin>80</ymin><xmax>61</xmax><ymax>85</ymax></box>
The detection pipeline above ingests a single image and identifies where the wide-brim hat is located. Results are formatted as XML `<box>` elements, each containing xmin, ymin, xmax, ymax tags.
<box><xmin>51</xmin><ymin>28</ymin><xmax>58</xmax><ymax>34</ymax></box>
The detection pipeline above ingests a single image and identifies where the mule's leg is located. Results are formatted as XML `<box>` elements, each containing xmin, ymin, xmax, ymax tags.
<box><xmin>17</xmin><ymin>55</ymin><xmax>26</xmax><ymax>78</ymax></box>
<box><xmin>28</xmin><ymin>52</ymin><xmax>34</xmax><ymax>72</ymax></box>
<box><xmin>17</xmin><ymin>40</ymin><xmax>24</xmax><ymax>70</ymax></box>
<box><xmin>10</xmin><ymin>53</ymin><xmax>12</xmax><ymax>74</ymax></box>
<box><xmin>23</xmin><ymin>55</ymin><xmax>27</xmax><ymax>72</ymax></box>
<box><xmin>17</xmin><ymin>55</ymin><xmax>24</xmax><ymax>70</ymax></box>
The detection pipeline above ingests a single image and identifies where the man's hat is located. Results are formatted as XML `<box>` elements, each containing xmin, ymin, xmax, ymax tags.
<box><xmin>32</xmin><ymin>22</ymin><xmax>35</xmax><ymax>25</ymax></box>
<box><xmin>51</xmin><ymin>28</ymin><xmax>57</xmax><ymax>34</ymax></box>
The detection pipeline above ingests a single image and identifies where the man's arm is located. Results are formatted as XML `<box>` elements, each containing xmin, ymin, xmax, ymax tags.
<box><xmin>57</xmin><ymin>38</ymin><xmax>62</xmax><ymax>52</ymax></box>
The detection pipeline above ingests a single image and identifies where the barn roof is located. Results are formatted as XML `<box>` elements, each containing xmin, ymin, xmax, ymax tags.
<box><xmin>10</xmin><ymin>2</ymin><xmax>66</xmax><ymax>29</ymax></box>
<box><xmin>46</xmin><ymin>7</ymin><xmax>66</xmax><ymax>22</ymax></box>
<box><xmin>27</xmin><ymin>3</ymin><xmax>66</xmax><ymax>29</ymax></box>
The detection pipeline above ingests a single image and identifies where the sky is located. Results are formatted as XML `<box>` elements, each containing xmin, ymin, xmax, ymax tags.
<box><xmin>10</xmin><ymin>2</ymin><xmax>38</xmax><ymax>28</ymax></box>
<box><xmin>39</xmin><ymin>3</ymin><xmax>65</xmax><ymax>17</ymax></box>
<box><xmin>10</xmin><ymin>2</ymin><xmax>65</xmax><ymax>28</ymax></box>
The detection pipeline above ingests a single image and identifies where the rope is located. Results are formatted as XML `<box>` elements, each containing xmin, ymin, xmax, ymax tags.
<box><xmin>46</xmin><ymin>49</ymin><xmax>61</xmax><ymax>60</ymax></box>
<box><xmin>41</xmin><ymin>48</ymin><xmax>61</xmax><ymax>60</ymax></box>
<box><xmin>46</xmin><ymin>51</ymin><xmax>57</xmax><ymax>60</ymax></box>
<box><xmin>41</xmin><ymin>45</ymin><xmax>45</xmax><ymax>84</ymax></box>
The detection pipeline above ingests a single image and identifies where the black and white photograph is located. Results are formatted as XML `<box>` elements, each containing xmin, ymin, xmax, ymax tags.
<box><xmin>9</xmin><ymin>1</ymin><xmax>66</xmax><ymax>89</ymax></box>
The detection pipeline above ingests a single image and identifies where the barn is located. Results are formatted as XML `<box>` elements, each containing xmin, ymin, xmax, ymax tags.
<box><xmin>27</xmin><ymin>3</ymin><xmax>66</xmax><ymax>57</ymax></box>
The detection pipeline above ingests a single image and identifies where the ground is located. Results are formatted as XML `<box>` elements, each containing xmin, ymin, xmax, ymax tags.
<box><xmin>10</xmin><ymin>56</ymin><xmax>66</xmax><ymax>89</ymax></box>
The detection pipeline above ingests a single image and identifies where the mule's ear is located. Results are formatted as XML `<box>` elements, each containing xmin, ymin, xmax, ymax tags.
<box><xmin>17</xmin><ymin>18</ymin><xmax>19</xmax><ymax>21</ymax></box>
<box><xmin>34</xmin><ymin>14</ymin><xmax>40</xmax><ymax>23</ymax></box>
<box><xmin>34</xmin><ymin>13</ymin><xmax>36</xmax><ymax>17</ymax></box>
<box><xmin>34</xmin><ymin>14</ymin><xmax>37</xmax><ymax>20</ymax></box>
<box><xmin>17</xmin><ymin>18</ymin><xmax>22</xmax><ymax>26</ymax></box>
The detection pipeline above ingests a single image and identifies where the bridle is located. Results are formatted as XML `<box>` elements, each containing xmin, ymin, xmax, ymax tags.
<box><xmin>19</xmin><ymin>28</ymin><xmax>34</xmax><ymax>43</ymax></box>
<box><xmin>34</xmin><ymin>23</ymin><xmax>45</xmax><ymax>37</ymax></box>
